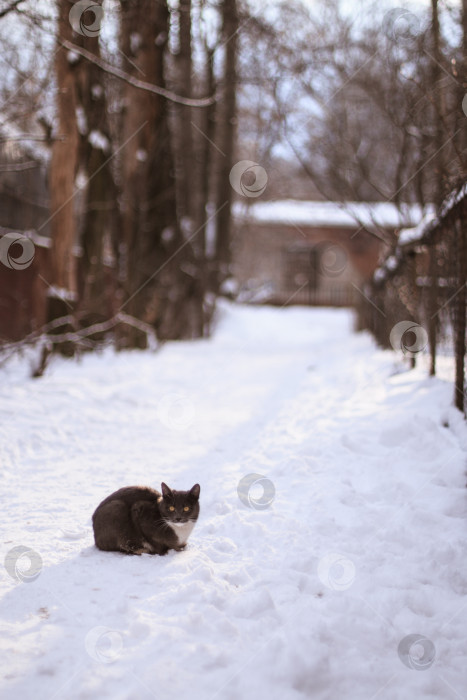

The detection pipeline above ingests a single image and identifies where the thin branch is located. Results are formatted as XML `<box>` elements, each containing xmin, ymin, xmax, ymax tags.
<box><xmin>280</xmin><ymin>117</ymin><xmax>392</xmax><ymax>246</ymax></box>
<box><xmin>61</xmin><ymin>40</ymin><xmax>217</xmax><ymax>108</ymax></box>
<box><xmin>0</xmin><ymin>160</ymin><xmax>39</xmax><ymax>171</ymax></box>
<box><xmin>0</xmin><ymin>0</ymin><xmax>25</xmax><ymax>19</ymax></box>
<box><xmin>0</xmin><ymin>312</ymin><xmax>159</xmax><ymax>367</ymax></box>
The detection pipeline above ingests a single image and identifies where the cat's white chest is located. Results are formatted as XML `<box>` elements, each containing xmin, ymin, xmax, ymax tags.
<box><xmin>169</xmin><ymin>521</ymin><xmax>195</xmax><ymax>545</ymax></box>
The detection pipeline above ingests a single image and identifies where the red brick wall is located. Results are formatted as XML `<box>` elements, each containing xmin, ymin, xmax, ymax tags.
<box><xmin>0</xmin><ymin>243</ymin><xmax>50</xmax><ymax>342</ymax></box>
<box><xmin>232</xmin><ymin>222</ymin><xmax>385</xmax><ymax>305</ymax></box>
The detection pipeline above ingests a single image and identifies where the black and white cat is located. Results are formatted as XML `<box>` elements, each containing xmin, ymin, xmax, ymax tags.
<box><xmin>92</xmin><ymin>482</ymin><xmax>200</xmax><ymax>555</ymax></box>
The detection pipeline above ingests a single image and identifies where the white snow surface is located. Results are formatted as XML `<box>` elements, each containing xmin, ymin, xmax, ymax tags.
<box><xmin>1</xmin><ymin>302</ymin><xmax>466</xmax><ymax>700</ymax></box>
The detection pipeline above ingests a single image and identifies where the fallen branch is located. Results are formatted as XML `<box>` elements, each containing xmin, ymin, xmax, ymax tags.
<box><xmin>0</xmin><ymin>312</ymin><xmax>159</xmax><ymax>371</ymax></box>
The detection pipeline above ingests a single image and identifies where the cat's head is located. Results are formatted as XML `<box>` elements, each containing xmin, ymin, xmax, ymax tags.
<box><xmin>160</xmin><ymin>482</ymin><xmax>200</xmax><ymax>524</ymax></box>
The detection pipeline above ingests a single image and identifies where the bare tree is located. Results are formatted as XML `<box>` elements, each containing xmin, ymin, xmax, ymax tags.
<box><xmin>173</xmin><ymin>0</ymin><xmax>195</xmax><ymax>224</ymax></box>
<box><xmin>72</xmin><ymin>0</ymin><xmax>119</xmax><ymax>325</ymax></box>
<box><xmin>213</xmin><ymin>0</ymin><xmax>238</xmax><ymax>283</ymax></box>
<box><xmin>47</xmin><ymin>0</ymin><xmax>80</xmax><ymax>329</ymax></box>
<box><xmin>118</xmin><ymin>0</ymin><xmax>209</xmax><ymax>342</ymax></box>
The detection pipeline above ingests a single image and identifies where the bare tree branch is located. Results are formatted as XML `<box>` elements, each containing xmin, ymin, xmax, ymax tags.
<box><xmin>0</xmin><ymin>312</ymin><xmax>159</xmax><ymax>365</ymax></box>
<box><xmin>61</xmin><ymin>39</ymin><xmax>217</xmax><ymax>107</ymax></box>
<box><xmin>0</xmin><ymin>0</ymin><xmax>25</xmax><ymax>19</ymax></box>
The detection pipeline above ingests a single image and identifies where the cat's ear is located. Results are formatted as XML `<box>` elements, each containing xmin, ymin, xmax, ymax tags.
<box><xmin>190</xmin><ymin>483</ymin><xmax>200</xmax><ymax>499</ymax></box>
<box><xmin>161</xmin><ymin>482</ymin><xmax>173</xmax><ymax>498</ymax></box>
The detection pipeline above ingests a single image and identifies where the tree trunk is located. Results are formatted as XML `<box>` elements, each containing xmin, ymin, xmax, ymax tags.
<box><xmin>74</xmin><ymin>0</ymin><xmax>119</xmax><ymax>325</ymax></box>
<box><xmin>460</xmin><ymin>0</ymin><xmax>467</xmax><ymax>169</ymax></box>
<box><xmin>172</xmin><ymin>0</ymin><xmax>207</xmax><ymax>337</ymax></box>
<box><xmin>47</xmin><ymin>0</ymin><xmax>80</xmax><ymax>350</ymax></box>
<box><xmin>174</xmin><ymin>0</ymin><xmax>194</xmax><ymax>223</ymax></box>
<box><xmin>194</xmin><ymin>45</ymin><xmax>217</xmax><ymax>333</ymax></box>
<box><xmin>119</xmin><ymin>0</ymin><xmax>202</xmax><ymax>343</ymax></box>
<box><xmin>427</xmin><ymin>0</ymin><xmax>443</xmax><ymax>374</ymax></box>
<box><xmin>454</xmin><ymin>213</ymin><xmax>466</xmax><ymax>414</ymax></box>
<box><xmin>198</xmin><ymin>47</ymin><xmax>216</xmax><ymax>262</ymax></box>
<box><xmin>214</xmin><ymin>0</ymin><xmax>238</xmax><ymax>284</ymax></box>
<box><xmin>427</xmin><ymin>238</ymin><xmax>438</xmax><ymax>376</ymax></box>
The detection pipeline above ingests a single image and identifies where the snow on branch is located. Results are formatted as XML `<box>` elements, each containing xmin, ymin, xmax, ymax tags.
<box><xmin>0</xmin><ymin>0</ymin><xmax>25</xmax><ymax>19</ymax></box>
<box><xmin>372</xmin><ymin>181</ymin><xmax>467</xmax><ymax>286</ymax></box>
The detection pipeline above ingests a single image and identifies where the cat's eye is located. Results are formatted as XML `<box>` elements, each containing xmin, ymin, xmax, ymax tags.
<box><xmin>169</xmin><ymin>506</ymin><xmax>175</xmax><ymax>512</ymax></box>
<box><xmin>183</xmin><ymin>506</ymin><xmax>190</xmax><ymax>512</ymax></box>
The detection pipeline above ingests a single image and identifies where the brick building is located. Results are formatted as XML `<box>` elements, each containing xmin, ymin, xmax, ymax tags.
<box><xmin>232</xmin><ymin>200</ymin><xmax>428</xmax><ymax>306</ymax></box>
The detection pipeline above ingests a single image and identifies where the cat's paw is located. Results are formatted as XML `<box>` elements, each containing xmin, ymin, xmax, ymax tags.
<box><xmin>122</xmin><ymin>541</ymin><xmax>144</xmax><ymax>555</ymax></box>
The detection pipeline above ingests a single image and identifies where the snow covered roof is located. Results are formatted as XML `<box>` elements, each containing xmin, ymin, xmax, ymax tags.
<box><xmin>234</xmin><ymin>200</ymin><xmax>428</xmax><ymax>229</ymax></box>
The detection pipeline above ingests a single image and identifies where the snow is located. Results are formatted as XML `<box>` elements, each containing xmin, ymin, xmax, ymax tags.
<box><xmin>398</xmin><ymin>226</ymin><xmax>424</xmax><ymax>246</ymax></box>
<box><xmin>1</xmin><ymin>302</ymin><xmax>466</xmax><ymax>700</ymax></box>
<box><xmin>397</xmin><ymin>183</ymin><xmax>466</xmax><ymax>249</ymax></box>
<box><xmin>385</xmin><ymin>254</ymin><xmax>399</xmax><ymax>271</ymax></box>
<box><xmin>46</xmin><ymin>286</ymin><xmax>78</xmax><ymax>302</ymax></box>
<box><xmin>234</xmin><ymin>199</ymin><xmax>431</xmax><ymax>229</ymax></box>
<box><xmin>67</xmin><ymin>51</ymin><xmax>80</xmax><ymax>65</ymax></box>
<box><xmin>75</xmin><ymin>106</ymin><xmax>88</xmax><ymax>136</ymax></box>
<box><xmin>0</xmin><ymin>119</ymin><xmax>50</xmax><ymax>164</ymax></box>
<box><xmin>161</xmin><ymin>226</ymin><xmax>175</xmax><ymax>243</ymax></box>
<box><xmin>88</xmin><ymin>130</ymin><xmax>110</xmax><ymax>153</ymax></box>
<box><xmin>438</xmin><ymin>181</ymin><xmax>467</xmax><ymax>221</ymax></box>
<box><xmin>130</xmin><ymin>32</ymin><xmax>142</xmax><ymax>54</ymax></box>
<box><xmin>374</xmin><ymin>205</ymin><xmax>437</xmax><ymax>284</ymax></box>
<box><xmin>374</xmin><ymin>253</ymin><xmax>402</xmax><ymax>284</ymax></box>
<box><xmin>373</xmin><ymin>267</ymin><xmax>387</xmax><ymax>284</ymax></box>
<box><xmin>91</xmin><ymin>84</ymin><xmax>104</xmax><ymax>100</ymax></box>
<box><xmin>398</xmin><ymin>210</ymin><xmax>437</xmax><ymax>247</ymax></box>
<box><xmin>219</xmin><ymin>278</ymin><xmax>239</xmax><ymax>297</ymax></box>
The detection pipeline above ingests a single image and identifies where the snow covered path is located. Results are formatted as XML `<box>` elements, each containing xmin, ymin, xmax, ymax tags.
<box><xmin>1</xmin><ymin>303</ymin><xmax>466</xmax><ymax>700</ymax></box>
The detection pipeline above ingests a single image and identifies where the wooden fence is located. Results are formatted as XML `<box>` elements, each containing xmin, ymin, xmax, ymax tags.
<box><xmin>357</xmin><ymin>182</ymin><xmax>467</xmax><ymax>415</ymax></box>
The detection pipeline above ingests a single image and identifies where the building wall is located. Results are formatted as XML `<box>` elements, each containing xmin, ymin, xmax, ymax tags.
<box><xmin>232</xmin><ymin>222</ymin><xmax>383</xmax><ymax>306</ymax></box>
<box><xmin>0</xmin><ymin>143</ymin><xmax>49</xmax><ymax>234</ymax></box>
<box><xmin>0</xmin><ymin>239</ymin><xmax>50</xmax><ymax>341</ymax></box>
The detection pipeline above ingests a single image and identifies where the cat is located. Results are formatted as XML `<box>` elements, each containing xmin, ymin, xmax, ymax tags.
<box><xmin>92</xmin><ymin>482</ymin><xmax>200</xmax><ymax>555</ymax></box>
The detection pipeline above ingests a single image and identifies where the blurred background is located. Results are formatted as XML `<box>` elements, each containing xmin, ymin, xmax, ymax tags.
<box><xmin>0</xmin><ymin>0</ymin><xmax>465</xmax><ymax>407</ymax></box>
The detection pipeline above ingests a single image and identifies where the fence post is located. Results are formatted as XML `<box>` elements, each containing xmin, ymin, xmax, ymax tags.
<box><xmin>454</xmin><ymin>211</ymin><xmax>466</xmax><ymax>414</ymax></box>
<box><xmin>427</xmin><ymin>233</ymin><xmax>438</xmax><ymax>376</ymax></box>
